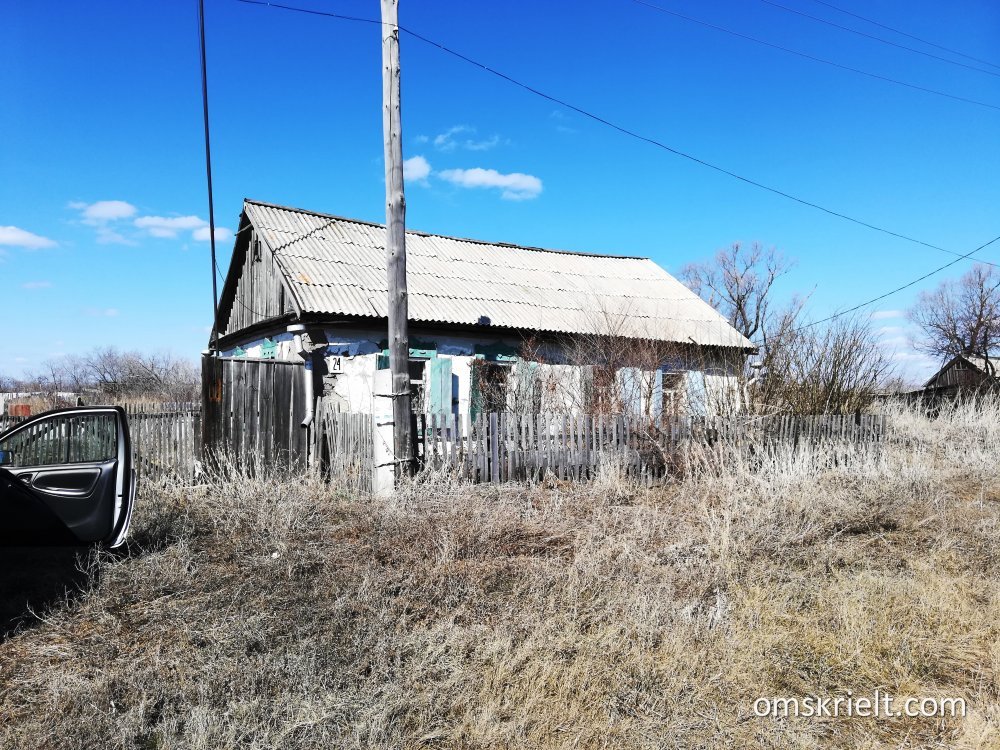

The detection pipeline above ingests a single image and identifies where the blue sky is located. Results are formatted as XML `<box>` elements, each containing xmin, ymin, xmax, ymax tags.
<box><xmin>3</xmin><ymin>0</ymin><xmax>998</xmax><ymax>383</ymax></box>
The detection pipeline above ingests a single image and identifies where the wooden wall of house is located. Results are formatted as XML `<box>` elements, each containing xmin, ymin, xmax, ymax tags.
<box><xmin>222</xmin><ymin>228</ymin><xmax>295</xmax><ymax>337</ymax></box>
<box><xmin>202</xmin><ymin>355</ymin><xmax>309</xmax><ymax>468</ymax></box>
<box><xmin>931</xmin><ymin>360</ymin><xmax>991</xmax><ymax>389</ymax></box>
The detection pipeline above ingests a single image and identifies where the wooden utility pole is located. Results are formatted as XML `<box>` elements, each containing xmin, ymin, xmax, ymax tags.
<box><xmin>381</xmin><ymin>0</ymin><xmax>414</xmax><ymax>478</ymax></box>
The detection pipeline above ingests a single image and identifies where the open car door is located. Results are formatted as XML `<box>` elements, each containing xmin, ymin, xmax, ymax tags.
<box><xmin>0</xmin><ymin>407</ymin><xmax>135</xmax><ymax>547</ymax></box>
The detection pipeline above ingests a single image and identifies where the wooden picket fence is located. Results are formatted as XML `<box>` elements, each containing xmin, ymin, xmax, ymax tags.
<box><xmin>2</xmin><ymin>407</ymin><xmax>887</xmax><ymax>488</ymax></box>
<box><xmin>0</xmin><ymin>416</ymin><xmax>25</xmax><ymax>433</ymax></box>
<box><xmin>312</xmin><ymin>404</ymin><xmax>375</xmax><ymax>493</ymax></box>
<box><xmin>124</xmin><ymin>406</ymin><xmax>202</xmax><ymax>483</ymax></box>
<box><xmin>0</xmin><ymin>407</ymin><xmax>202</xmax><ymax>484</ymax></box>
<box><xmin>416</xmin><ymin>412</ymin><xmax>888</xmax><ymax>484</ymax></box>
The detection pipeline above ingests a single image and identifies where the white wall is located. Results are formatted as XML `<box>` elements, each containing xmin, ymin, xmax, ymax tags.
<box><xmin>221</xmin><ymin>326</ymin><xmax>745</xmax><ymax>416</ymax></box>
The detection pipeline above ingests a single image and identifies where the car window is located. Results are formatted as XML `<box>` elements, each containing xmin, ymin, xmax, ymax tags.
<box><xmin>0</xmin><ymin>413</ymin><xmax>118</xmax><ymax>468</ymax></box>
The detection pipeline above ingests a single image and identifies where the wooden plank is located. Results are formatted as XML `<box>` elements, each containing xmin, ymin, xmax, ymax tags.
<box><xmin>489</xmin><ymin>412</ymin><xmax>500</xmax><ymax>484</ymax></box>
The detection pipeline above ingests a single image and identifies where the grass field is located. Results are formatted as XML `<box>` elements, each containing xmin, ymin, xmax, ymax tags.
<box><xmin>1</xmin><ymin>402</ymin><xmax>998</xmax><ymax>749</ymax></box>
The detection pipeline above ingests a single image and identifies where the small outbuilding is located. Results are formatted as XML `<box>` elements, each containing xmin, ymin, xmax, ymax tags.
<box><xmin>913</xmin><ymin>354</ymin><xmax>1000</xmax><ymax>402</ymax></box>
<box><xmin>210</xmin><ymin>199</ymin><xmax>754</xmax><ymax>423</ymax></box>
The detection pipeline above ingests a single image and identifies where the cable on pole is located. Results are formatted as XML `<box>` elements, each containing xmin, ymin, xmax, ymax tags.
<box><xmin>199</xmin><ymin>0</ymin><xmax>221</xmax><ymax>354</ymax></box>
<box><xmin>232</xmin><ymin>0</ymin><xmax>1000</xmax><ymax>270</ymax></box>
<box><xmin>233</xmin><ymin>0</ymin><xmax>1000</xmax><ymax>333</ymax></box>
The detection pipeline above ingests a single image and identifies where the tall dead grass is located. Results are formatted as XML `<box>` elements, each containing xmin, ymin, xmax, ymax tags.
<box><xmin>1</xmin><ymin>402</ymin><xmax>999</xmax><ymax>748</ymax></box>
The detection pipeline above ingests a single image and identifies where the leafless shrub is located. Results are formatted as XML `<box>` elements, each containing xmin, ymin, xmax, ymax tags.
<box><xmin>751</xmin><ymin>311</ymin><xmax>895</xmax><ymax>414</ymax></box>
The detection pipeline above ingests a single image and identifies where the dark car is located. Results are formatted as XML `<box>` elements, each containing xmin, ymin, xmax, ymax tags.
<box><xmin>0</xmin><ymin>407</ymin><xmax>135</xmax><ymax>547</ymax></box>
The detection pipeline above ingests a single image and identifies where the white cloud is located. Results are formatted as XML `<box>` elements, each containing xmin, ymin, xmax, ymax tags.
<box><xmin>880</xmin><ymin>335</ymin><xmax>910</xmax><ymax>347</ymax></box>
<box><xmin>550</xmin><ymin>110</ymin><xmax>578</xmax><ymax>134</ymax></box>
<box><xmin>192</xmin><ymin>226</ymin><xmax>233</xmax><ymax>242</ymax></box>
<box><xmin>430</xmin><ymin>125</ymin><xmax>502</xmax><ymax>152</ymax></box>
<box><xmin>21</xmin><ymin>281</ymin><xmax>52</xmax><ymax>289</ymax></box>
<box><xmin>466</xmin><ymin>135</ymin><xmax>501</xmax><ymax>151</ymax></box>
<box><xmin>84</xmin><ymin>307</ymin><xmax>119</xmax><ymax>317</ymax></box>
<box><xmin>95</xmin><ymin>227</ymin><xmax>136</xmax><ymax>245</ymax></box>
<box><xmin>0</xmin><ymin>226</ymin><xmax>57</xmax><ymax>249</ymax></box>
<box><xmin>433</xmin><ymin>125</ymin><xmax>470</xmax><ymax>151</ymax></box>
<box><xmin>871</xmin><ymin>309</ymin><xmax>904</xmax><ymax>320</ymax></box>
<box><xmin>438</xmin><ymin>167</ymin><xmax>543</xmax><ymax>200</ymax></box>
<box><xmin>71</xmin><ymin>200</ymin><xmax>137</xmax><ymax>225</ymax></box>
<box><xmin>403</xmin><ymin>155</ymin><xmax>432</xmax><ymax>183</ymax></box>
<box><xmin>134</xmin><ymin>215</ymin><xmax>207</xmax><ymax>238</ymax></box>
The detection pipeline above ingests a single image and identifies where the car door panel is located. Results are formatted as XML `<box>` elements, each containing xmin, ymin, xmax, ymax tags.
<box><xmin>0</xmin><ymin>472</ymin><xmax>79</xmax><ymax>545</ymax></box>
<box><xmin>25</xmin><ymin>466</ymin><xmax>103</xmax><ymax>496</ymax></box>
<box><xmin>0</xmin><ymin>408</ymin><xmax>135</xmax><ymax>547</ymax></box>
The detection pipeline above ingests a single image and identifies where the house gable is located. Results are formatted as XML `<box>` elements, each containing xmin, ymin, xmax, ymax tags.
<box><xmin>215</xmin><ymin>211</ymin><xmax>300</xmax><ymax>341</ymax></box>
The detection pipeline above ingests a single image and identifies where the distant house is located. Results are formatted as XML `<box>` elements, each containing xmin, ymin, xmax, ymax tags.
<box><xmin>210</xmin><ymin>199</ymin><xmax>754</xmax><ymax>421</ymax></box>
<box><xmin>916</xmin><ymin>354</ymin><xmax>1000</xmax><ymax>401</ymax></box>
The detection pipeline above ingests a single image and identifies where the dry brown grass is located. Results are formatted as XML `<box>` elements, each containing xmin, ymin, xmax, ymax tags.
<box><xmin>1</xmin><ymin>401</ymin><xmax>999</xmax><ymax>749</ymax></box>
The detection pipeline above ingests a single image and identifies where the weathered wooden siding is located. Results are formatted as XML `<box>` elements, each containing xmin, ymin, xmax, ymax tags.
<box><xmin>221</xmin><ymin>228</ymin><xmax>296</xmax><ymax>337</ymax></box>
<box><xmin>929</xmin><ymin>359</ymin><xmax>991</xmax><ymax>389</ymax></box>
<box><xmin>202</xmin><ymin>356</ymin><xmax>310</xmax><ymax>469</ymax></box>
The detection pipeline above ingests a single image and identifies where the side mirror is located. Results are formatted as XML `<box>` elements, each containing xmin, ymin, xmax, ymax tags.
<box><xmin>0</xmin><ymin>449</ymin><xmax>15</xmax><ymax>466</ymax></box>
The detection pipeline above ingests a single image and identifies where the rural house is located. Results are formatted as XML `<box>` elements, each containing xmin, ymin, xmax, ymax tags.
<box><xmin>209</xmin><ymin>200</ymin><xmax>754</xmax><ymax>431</ymax></box>
<box><xmin>913</xmin><ymin>354</ymin><xmax>1000</xmax><ymax>402</ymax></box>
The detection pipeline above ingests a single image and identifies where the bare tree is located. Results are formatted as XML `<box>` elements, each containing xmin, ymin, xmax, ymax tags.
<box><xmin>908</xmin><ymin>263</ymin><xmax>1000</xmax><ymax>367</ymax></box>
<box><xmin>25</xmin><ymin>348</ymin><xmax>199</xmax><ymax>403</ymax></box>
<box><xmin>681</xmin><ymin>241</ymin><xmax>792</xmax><ymax>344</ymax></box>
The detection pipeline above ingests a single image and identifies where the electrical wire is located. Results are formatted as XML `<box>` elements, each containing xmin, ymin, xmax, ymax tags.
<box><xmin>630</xmin><ymin>0</ymin><xmax>1000</xmax><ymax>112</ymax></box>
<box><xmin>198</xmin><ymin>0</ymin><xmax>221</xmax><ymax>352</ymax></box>
<box><xmin>233</xmin><ymin>0</ymin><xmax>1000</xmax><ymax>335</ymax></box>
<box><xmin>234</xmin><ymin>0</ymin><xmax>1000</xmax><ymax>271</ymax></box>
<box><xmin>804</xmin><ymin>0</ymin><xmax>1000</xmax><ymax>71</ymax></box>
<box><xmin>789</xmin><ymin>232</ymin><xmax>1000</xmax><ymax>334</ymax></box>
<box><xmin>755</xmin><ymin>0</ymin><xmax>1000</xmax><ymax>79</ymax></box>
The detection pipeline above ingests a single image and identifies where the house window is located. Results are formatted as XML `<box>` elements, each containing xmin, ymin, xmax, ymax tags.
<box><xmin>661</xmin><ymin>372</ymin><xmax>685</xmax><ymax>416</ymax></box>
<box><xmin>587</xmin><ymin>365</ymin><xmax>618</xmax><ymax>414</ymax></box>
<box><xmin>375</xmin><ymin>354</ymin><xmax>430</xmax><ymax>413</ymax></box>
<box><xmin>409</xmin><ymin>358</ymin><xmax>428</xmax><ymax>414</ymax></box>
<box><xmin>471</xmin><ymin>361</ymin><xmax>510</xmax><ymax>417</ymax></box>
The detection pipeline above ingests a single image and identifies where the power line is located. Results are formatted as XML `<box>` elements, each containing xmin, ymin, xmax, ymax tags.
<box><xmin>198</xmin><ymin>0</ymin><xmax>221</xmax><ymax>353</ymax></box>
<box><xmin>804</xmin><ymin>0</ymin><xmax>1000</xmax><ymax>72</ymax></box>
<box><xmin>630</xmin><ymin>0</ymin><xmax>1000</xmax><ymax>112</ymax></box>
<box><xmin>235</xmin><ymin>0</ymin><xmax>999</xmax><ymax>271</ymax></box>
<box><xmin>792</xmin><ymin>233</ymin><xmax>1000</xmax><ymax>333</ymax></box>
<box><xmin>755</xmin><ymin>0</ymin><xmax>1000</xmax><ymax>79</ymax></box>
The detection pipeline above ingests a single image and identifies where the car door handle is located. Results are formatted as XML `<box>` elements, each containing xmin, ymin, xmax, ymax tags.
<box><xmin>18</xmin><ymin>474</ymin><xmax>34</xmax><ymax>485</ymax></box>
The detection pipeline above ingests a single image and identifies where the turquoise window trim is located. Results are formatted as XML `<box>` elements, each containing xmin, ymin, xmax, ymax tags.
<box><xmin>379</xmin><ymin>347</ymin><xmax>437</xmax><ymax>360</ymax></box>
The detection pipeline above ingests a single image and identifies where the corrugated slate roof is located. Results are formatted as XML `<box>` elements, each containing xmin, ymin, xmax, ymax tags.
<box><xmin>243</xmin><ymin>199</ymin><xmax>754</xmax><ymax>349</ymax></box>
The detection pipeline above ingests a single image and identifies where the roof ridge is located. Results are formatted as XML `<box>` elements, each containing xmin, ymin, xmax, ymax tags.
<box><xmin>243</xmin><ymin>198</ymin><xmax>652</xmax><ymax>261</ymax></box>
